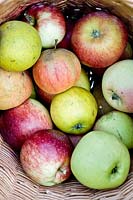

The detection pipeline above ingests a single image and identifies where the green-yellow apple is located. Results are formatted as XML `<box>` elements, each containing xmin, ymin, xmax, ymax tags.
<box><xmin>71</xmin><ymin>11</ymin><xmax>128</xmax><ymax>68</ymax></box>
<box><xmin>50</xmin><ymin>86</ymin><xmax>98</xmax><ymax>134</ymax></box>
<box><xmin>33</xmin><ymin>48</ymin><xmax>81</xmax><ymax>94</ymax></box>
<box><xmin>93</xmin><ymin>83</ymin><xmax>113</xmax><ymax>117</ymax></box>
<box><xmin>0</xmin><ymin>20</ymin><xmax>42</xmax><ymax>72</ymax></box>
<box><xmin>93</xmin><ymin>110</ymin><xmax>133</xmax><ymax>149</ymax></box>
<box><xmin>20</xmin><ymin>129</ymin><xmax>73</xmax><ymax>186</ymax></box>
<box><xmin>102</xmin><ymin>59</ymin><xmax>133</xmax><ymax>113</ymax></box>
<box><xmin>71</xmin><ymin>130</ymin><xmax>130</xmax><ymax>190</ymax></box>
<box><xmin>74</xmin><ymin>68</ymin><xmax>90</xmax><ymax>91</ymax></box>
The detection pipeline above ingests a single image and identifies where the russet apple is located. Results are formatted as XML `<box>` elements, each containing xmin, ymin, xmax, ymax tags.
<box><xmin>50</xmin><ymin>86</ymin><xmax>98</xmax><ymax>134</ymax></box>
<box><xmin>93</xmin><ymin>110</ymin><xmax>133</xmax><ymax>149</ymax></box>
<box><xmin>71</xmin><ymin>130</ymin><xmax>130</xmax><ymax>189</ymax></box>
<box><xmin>23</xmin><ymin>3</ymin><xmax>66</xmax><ymax>48</ymax></box>
<box><xmin>102</xmin><ymin>59</ymin><xmax>133</xmax><ymax>113</ymax></box>
<box><xmin>0</xmin><ymin>68</ymin><xmax>33</xmax><ymax>110</ymax></box>
<box><xmin>71</xmin><ymin>11</ymin><xmax>128</xmax><ymax>68</ymax></box>
<box><xmin>0</xmin><ymin>98</ymin><xmax>53</xmax><ymax>151</ymax></box>
<box><xmin>33</xmin><ymin>48</ymin><xmax>81</xmax><ymax>94</ymax></box>
<box><xmin>20</xmin><ymin>129</ymin><xmax>73</xmax><ymax>186</ymax></box>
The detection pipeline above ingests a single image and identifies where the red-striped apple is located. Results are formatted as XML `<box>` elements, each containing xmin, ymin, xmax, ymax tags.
<box><xmin>23</xmin><ymin>3</ymin><xmax>66</xmax><ymax>48</ymax></box>
<box><xmin>71</xmin><ymin>11</ymin><xmax>128</xmax><ymax>68</ymax></box>
<box><xmin>0</xmin><ymin>98</ymin><xmax>53</xmax><ymax>151</ymax></box>
<box><xmin>33</xmin><ymin>48</ymin><xmax>81</xmax><ymax>94</ymax></box>
<box><xmin>20</xmin><ymin>129</ymin><xmax>73</xmax><ymax>186</ymax></box>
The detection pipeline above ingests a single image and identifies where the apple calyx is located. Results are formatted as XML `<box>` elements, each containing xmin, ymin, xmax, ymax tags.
<box><xmin>111</xmin><ymin>92</ymin><xmax>120</xmax><ymax>101</ymax></box>
<box><xmin>91</xmin><ymin>29</ymin><xmax>101</xmax><ymax>38</ymax></box>
<box><xmin>73</xmin><ymin>123</ymin><xmax>83</xmax><ymax>130</ymax></box>
<box><xmin>111</xmin><ymin>166</ymin><xmax>118</xmax><ymax>174</ymax></box>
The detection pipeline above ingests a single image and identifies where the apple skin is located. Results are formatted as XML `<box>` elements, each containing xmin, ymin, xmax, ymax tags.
<box><xmin>0</xmin><ymin>20</ymin><xmax>42</xmax><ymax>72</ymax></box>
<box><xmin>33</xmin><ymin>48</ymin><xmax>81</xmax><ymax>94</ymax></box>
<box><xmin>20</xmin><ymin>129</ymin><xmax>73</xmax><ymax>186</ymax></box>
<box><xmin>50</xmin><ymin>86</ymin><xmax>98</xmax><ymax>135</ymax></box>
<box><xmin>71</xmin><ymin>11</ymin><xmax>128</xmax><ymax>68</ymax></box>
<box><xmin>36</xmin><ymin>85</ymin><xmax>55</xmax><ymax>105</ymax></box>
<box><xmin>102</xmin><ymin>59</ymin><xmax>133</xmax><ymax>113</ymax></box>
<box><xmin>23</xmin><ymin>3</ymin><xmax>66</xmax><ymax>48</ymax></box>
<box><xmin>93</xmin><ymin>110</ymin><xmax>133</xmax><ymax>149</ymax></box>
<box><xmin>71</xmin><ymin>130</ymin><xmax>130</xmax><ymax>190</ymax></box>
<box><xmin>120</xmin><ymin>41</ymin><xmax>133</xmax><ymax>60</ymax></box>
<box><xmin>74</xmin><ymin>68</ymin><xmax>90</xmax><ymax>91</ymax></box>
<box><xmin>68</xmin><ymin>134</ymin><xmax>83</xmax><ymax>147</ymax></box>
<box><xmin>0</xmin><ymin>98</ymin><xmax>53</xmax><ymax>151</ymax></box>
<box><xmin>36</xmin><ymin>67</ymin><xmax>90</xmax><ymax>105</ymax></box>
<box><xmin>92</xmin><ymin>83</ymin><xmax>113</xmax><ymax>117</ymax></box>
<box><xmin>0</xmin><ymin>68</ymin><xmax>33</xmax><ymax>110</ymax></box>
<box><xmin>57</xmin><ymin>19</ymin><xmax>74</xmax><ymax>49</ymax></box>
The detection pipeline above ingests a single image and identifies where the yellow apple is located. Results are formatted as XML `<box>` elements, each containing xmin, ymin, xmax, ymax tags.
<box><xmin>0</xmin><ymin>20</ymin><xmax>42</xmax><ymax>72</ymax></box>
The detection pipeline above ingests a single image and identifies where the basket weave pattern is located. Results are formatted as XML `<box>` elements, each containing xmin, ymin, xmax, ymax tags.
<box><xmin>0</xmin><ymin>0</ymin><xmax>133</xmax><ymax>199</ymax></box>
<box><xmin>1</xmin><ymin>135</ymin><xmax>133</xmax><ymax>199</ymax></box>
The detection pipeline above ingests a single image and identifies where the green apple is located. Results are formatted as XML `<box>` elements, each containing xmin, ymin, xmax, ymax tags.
<box><xmin>102</xmin><ymin>60</ymin><xmax>133</xmax><ymax>113</ymax></box>
<box><xmin>71</xmin><ymin>130</ymin><xmax>130</xmax><ymax>190</ymax></box>
<box><xmin>50</xmin><ymin>86</ymin><xmax>98</xmax><ymax>134</ymax></box>
<box><xmin>74</xmin><ymin>68</ymin><xmax>90</xmax><ymax>91</ymax></box>
<box><xmin>93</xmin><ymin>110</ymin><xmax>133</xmax><ymax>149</ymax></box>
<box><xmin>0</xmin><ymin>20</ymin><xmax>42</xmax><ymax>72</ymax></box>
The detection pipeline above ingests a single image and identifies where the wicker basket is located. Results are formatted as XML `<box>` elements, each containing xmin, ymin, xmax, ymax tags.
<box><xmin>0</xmin><ymin>0</ymin><xmax>133</xmax><ymax>199</ymax></box>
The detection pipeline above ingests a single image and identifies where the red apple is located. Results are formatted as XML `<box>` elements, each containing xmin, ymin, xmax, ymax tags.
<box><xmin>0</xmin><ymin>98</ymin><xmax>53</xmax><ymax>151</ymax></box>
<box><xmin>23</xmin><ymin>3</ymin><xmax>66</xmax><ymax>48</ymax></box>
<box><xmin>91</xmin><ymin>67</ymin><xmax>106</xmax><ymax>77</ymax></box>
<box><xmin>36</xmin><ymin>85</ymin><xmax>55</xmax><ymax>105</ymax></box>
<box><xmin>71</xmin><ymin>11</ymin><xmax>128</xmax><ymax>68</ymax></box>
<box><xmin>0</xmin><ymin>68</ymin><xmax>33</xmax><ymax>110</ymax></box>
<box><xmin>68</xmin><ymin>134</ymin><xmax>83</xmax><ymax>147</ymax></box>
<box><xmin>33</xmin><ymin>48</ymin><xmax>81</xmax><ymax>94</ymax></box>
<box><xmin>20</xmin><ymin>129</ymin><xmax>73</xmax><ymax>186</ymax></box>
<box><xmin>57</xmin><ymin>19</ymin><xmax>74</xmax><ymax>49</ymax></box>
<box><xmin>35</xmin><ymin>67</ymin><xmax>90</xmax><ymax>104</ymax></box>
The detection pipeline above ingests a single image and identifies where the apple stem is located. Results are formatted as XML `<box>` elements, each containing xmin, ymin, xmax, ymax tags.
<box><xmin>54</xmin><ymin>39</ymin><xmax>58</xmax><ymax>50</ymax></box>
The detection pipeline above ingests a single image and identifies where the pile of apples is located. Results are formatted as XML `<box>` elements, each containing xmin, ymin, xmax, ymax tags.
<box><xmin>0</xmin><ymin>2</ymin><xmax>133</xmax><ymax>190</ymax></box>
